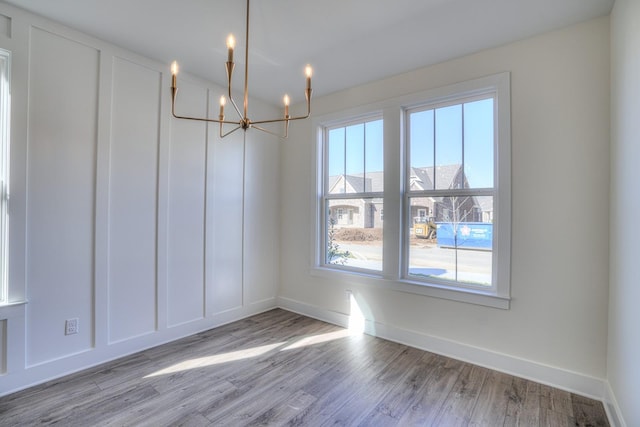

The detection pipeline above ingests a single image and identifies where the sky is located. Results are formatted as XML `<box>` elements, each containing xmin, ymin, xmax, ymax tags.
<box><xmin>327</xmin><ymin>96</ymin><xmax>494</xmax><ymax>190</ymax></box>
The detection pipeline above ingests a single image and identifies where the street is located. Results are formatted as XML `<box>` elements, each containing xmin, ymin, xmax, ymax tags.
<box><xmin>334</xmin><ymin>241</ymin><xmax>492</xmax><ymax>286</ymax></box>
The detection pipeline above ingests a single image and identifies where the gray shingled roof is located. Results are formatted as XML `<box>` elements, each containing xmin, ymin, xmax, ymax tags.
<box><xmin>329</xmin><ymin>164</ymin><xmax>465</xmax><ymax>194</ymax></box>
<box><xmin>410</xmin><ymin>164</ymin><xmax>463</xmax><ymax>190</ymax></box>
<box><xmin>328</xmin><ymin>175</ymin><xmax>368</xmax><ymax>193</ymax></box>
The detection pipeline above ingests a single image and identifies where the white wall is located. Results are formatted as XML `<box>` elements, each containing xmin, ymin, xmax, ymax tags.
<box><xmin>0</xmin><ymin>3</ymin><xmax>280</xmax><ymax>395</ymax></box>
<box><xmin>280</xmin><ymin>17</ymin><xmax>610</xmax><ymax>399</ymax></box>
<box><xmin>609</xmin><ymin>0</ymin><xmax>640</xmax><ymax>425</ymax></box>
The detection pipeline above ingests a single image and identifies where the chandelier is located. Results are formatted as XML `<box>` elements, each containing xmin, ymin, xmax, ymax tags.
<box><xmin>170</xmin><ymin>0</ymin><xmax>313</xmax><ymax>139</ymax></box>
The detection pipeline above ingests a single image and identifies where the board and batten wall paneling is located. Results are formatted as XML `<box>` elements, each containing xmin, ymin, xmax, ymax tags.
<box><xmin>166</xmin><ymin>79</ymin><xmax>207</xmax><ymax>327</ymax></box>
<box><xmin>243</xmin><ymin>132</ymin><xmax>280</xmax><ymax>306</ymax></box>
<box><xmin>107</xmin><ymin>57</ymin><xmax>161</xmax><ymax>343</ymax></box>
<box><xmin>0</xmin><ymin>319</ymin><xmax>6</xmax><ymax>373</ymax></box>
<box><xmin>0</xmin><ymin>0</ymin><xmax>282</xmax><ymax>396</ymax></box>
<box><xmin>26</xmin><ymin>28</ymin><xmax>98</xmax><ymax>365</ymax></box>
<box><xmin>208</xmin><ymin>94</ymin><xmax>244</xmax><ymax>314</ymax></box>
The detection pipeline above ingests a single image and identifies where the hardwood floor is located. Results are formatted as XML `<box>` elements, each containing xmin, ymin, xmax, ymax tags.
<box><xmin>0</xmin><ymin>309</ymin><xmax>609</xmax><ymax>426</ymax></box>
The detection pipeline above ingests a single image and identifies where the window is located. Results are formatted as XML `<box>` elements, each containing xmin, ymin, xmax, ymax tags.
<box><xmin>315</xmin><ymin>73</ymin><xmax>510</xmax><ymax>308</ymax></box>
<box><xmin>0</xmin><ymin>49</ymin><xmax>9</xmax><ymax>304</ymax></box>
<box><xmin>322</xmin><ymin>117</ymin><xmax>383</xmax><ymax>271</ymax></box>
<box><xmin>406</xmin><ymin>96</ymin><xmax>495</xmax><ymax>287</ymax></box>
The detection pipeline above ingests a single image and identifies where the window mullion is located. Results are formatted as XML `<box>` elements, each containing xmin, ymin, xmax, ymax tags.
<box><xmin>409</xmin><ymin>188</ymin><xmax>495</xmax><ymax>198</ymax></box>
<box><xmin>342</xmin><ymin>128</ymin><xmax>346</xmax><ymax>194</ymax></box>
<box><xmin>382</xmin><ymin>106</ymin><xmax>401</xmax><ymax>280</ymax></box>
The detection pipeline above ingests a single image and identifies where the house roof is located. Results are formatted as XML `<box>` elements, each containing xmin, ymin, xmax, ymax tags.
<box><xmin>410</xmin><ymin>164</ymin><xmax>463</xmax><ymax>191</ymax></box>
<box><xmin>329</xmin><ymin>164</ymin><xmax>465</xmax><ymax>194</ymax></box>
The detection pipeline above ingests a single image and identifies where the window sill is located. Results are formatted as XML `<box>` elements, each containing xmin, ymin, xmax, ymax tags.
<box><xmin>0</xmin><ymin>300</ymin><xmax>28</xmax><ymax>319</ymax></box>
<box><xmin>310</xmin><ymin>267</ymin><xmax>509</xmax><ymax>309</ymax></box>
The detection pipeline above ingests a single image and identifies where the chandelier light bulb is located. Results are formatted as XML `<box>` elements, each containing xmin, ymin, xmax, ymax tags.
<box><xmin>170</xmin><ymin>61</ymin><xmax>178</xmax><ymax>89</ymax></box>
<box><xmin>284</xmin><ymin>94</ymin><xmax>290</xmax><ymax>117</ymax></box>
<box><xmin>305</xmin><ymin>65</ymin><xmax>313</xmax><ymax>90</ymax></box>
<box><xmin>219</xmin><ymin>95</ymin><xmax>226</xmax><ymax>117</ymax></box>
<box><xmin>226</xmin><ymin>34</ymin><xmax>235</xmax><ymax>63</ymax></box>
<box><xmin>226</xmin><ymin>34</ymin><xmax>236</xmax><ymax>49</ymax></box>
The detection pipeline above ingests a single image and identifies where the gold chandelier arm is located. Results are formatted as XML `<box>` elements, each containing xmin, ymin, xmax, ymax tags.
<box><xmin>251</xmin><ymin>123</ymin><xmax>289</xmax><ymax>139</ymax></box>
<box><xmin>251</xmin><ymin>89</ymin><xmax>311</xmax><ymax>126</ymax></box>
<box><xmin>220</xmin><ymin>124</ymin><xmax>243</xmax><ymax>138</ymax></box>
<box><xmin>227</xmin><ymin>92</ymin><xmax>244</xmax><ymax>121</ymax></box>
<box><xmin>224</xmin><ymin>62</ymin><xmax>244</xmax><ymax>120</ymax></box>
<box><xmin>171</xmin><ymin>87</ymin><xmax>241</xmax><ymax>125</ymax></box>
<box><xmin>249</xmin><ymin>114</ymin><xmax>300</xmax><ymax>127</ymax></box>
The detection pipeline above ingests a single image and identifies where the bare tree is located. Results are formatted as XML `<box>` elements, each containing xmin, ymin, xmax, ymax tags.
<box><xmin>438</xmin><ymin>196</ymin><xmax>474</xmax><ymax>281</ymax></box>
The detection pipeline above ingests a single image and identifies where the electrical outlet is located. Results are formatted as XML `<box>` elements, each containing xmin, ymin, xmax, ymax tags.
<box><xmin>65</xmin><ymin>318</ymin><xmax>79</xmax><ymax>335</ymax></box>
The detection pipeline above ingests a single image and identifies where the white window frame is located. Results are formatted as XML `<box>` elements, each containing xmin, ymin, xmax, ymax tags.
<box><xmin>318</xmin><ymin>114</ymin><xmax>384</xmax><ymax>273</ymax></box>
<box><xmin>312</xmin><ymin>73</ymin><xmax>510</xmax><ymax>309</ymax></box>
<box><xmin>403</xmin><ymin>92</ymin><xmax>502</xmax><ymax>293</ymax></box>
<box><xmin>0</xmin><ymin>49</ymin><xmax>10</xmax><ymax>305</ymax></box>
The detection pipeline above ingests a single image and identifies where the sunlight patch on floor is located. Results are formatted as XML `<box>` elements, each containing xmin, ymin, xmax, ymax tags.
<box><xmin>280</xmin><ymin>329</ymin><xmax>352</xmax><ymax>351</ymax></box>
<box><xmin>144</xmin><ymin>309</ymin><xmax>366</xmax><ymax>378</ymax></box>
<box><xmin>144</xmin><ymin>342</ymin><xmax>285</xmax><ymax>377</ymax></box>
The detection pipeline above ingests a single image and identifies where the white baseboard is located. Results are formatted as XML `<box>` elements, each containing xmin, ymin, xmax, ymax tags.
<box><xmin>603</xmin><ymin>381</ymin><xmax>626</xmax><ymax>427</ymax></box>
<box><xmin>3</xmin><ymin>296</ymin><xmax>620</xmax><ymax>426</ymax></box>
<box><xmin>277</xmin><ymin>296</ymin><xmax>608</xmax><ymax>403</ymax></box>
<box><xmin>0</xmin><ymin>299</ymin><xmax>278</xmax><ymax>397</ymax></box>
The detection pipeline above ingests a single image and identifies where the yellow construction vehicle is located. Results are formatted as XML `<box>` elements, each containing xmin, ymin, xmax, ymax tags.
<box><xmin>413</xmin><ymin>216</ymin><xmax>437</xmax><ymax>239</ymax></box>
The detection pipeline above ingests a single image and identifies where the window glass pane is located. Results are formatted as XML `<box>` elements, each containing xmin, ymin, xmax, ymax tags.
<box><xmin>409</xmin><ymin>109</ymin><xmax>434</xmax><ymax>190</ymax></box>
<box><xmin>408</xmin><ymin>196</ymin><xmax>493</xmax><ymax>286</ymax></box>
<box><xmin>463</xmin><ymin>98</ymin><xmax>494</xmax><ymax>189</ymax></box>
<box><xmin>435</xmin><ymin>105</ymin><xmax>462</xmax><ymax>189</ymax></box>
<box><xmin>345</xmin><ymin>123</ymin><xmax>365</xmax><ymax>188</ymax></box>
<box><xmin>328</xmin><ymin>120</ymin><xmax>383</xmax><ymax>195</ymax></box>
<box><xmin>327</xmin><ymin>128</ymin><xmax>345</xmax><ymax>193</ymax></box>
<box><xmin>326</xmin><ymin>198</ymin><xmax>383</xmax><ymax>271</ymax></box>
<box><xmin>365</xmin><ymin>120</ymin><xmax>383</xmax><ymax>192</ymax></box>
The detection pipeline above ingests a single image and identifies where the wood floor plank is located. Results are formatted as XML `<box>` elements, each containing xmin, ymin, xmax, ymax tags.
<box><xmin>571</xmin><ymin>393</ymin><xmax>610</xmax><ymax>427</ymax></box>
<box><xmin>395</xmin><ymin>354</ymin><xmax>466</xmax><ymax>426</ymax></box>
<box><xmin>431</xmin><ymin>363</ymin><xmax>490</xmax><ymax>426</ymax></box>
<box><xmin>312</xmin><ymin>343</ymin><xmax>429</xmax><ymax>426</ymax></box>
<box><xmin>37</xmin><ymin>384</ymin><xmax>159</xmax><ymax>426</ymax></box>
<box><xmin>290</xmin><ymin>337</ymin><xmax>406</xmax><ymax>425</ymax></box>
<box><xmin>540</xmin><ymin>383</ymin><xmax>574</xmax><ymax>416</ymax></box>
<box><xmin>102</xmin><ymin>379</ymin><xmax>235</xmax><ymax>426</ymax></box>
<box><xmin>357</xmin><ymin>351</ymin><xmax>441</xmax><ymax>425</ymax></box>
<box><xmin>245</xmin><ymin>388</ymin><xmax>317</xmax><ymax>426</ymax></box>
<box><xmin>205</xmin><ymin>366</ymin><xmax>320</xmax><ymax>425</ymax></box>
<box><xmin>468</xmin><ymin>369</ymin><xmax>513</xmax><ymax>425</ymax></box>
<box><xmin>0</xmin><ymin>375</ymin><xmax>103</xmax><ymax>426</ymax></box>
<box><xmin>0</xmin><ymin>309</ymin><xmax>611</xmax><ymax>427</ymax></box>
<box><xmin>503</xmin><ymin>377</ymin><xmax>541</xmax><ymax>426</ymax></box>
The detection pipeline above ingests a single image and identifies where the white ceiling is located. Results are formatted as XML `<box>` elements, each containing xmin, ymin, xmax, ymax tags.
<box><xmin>4</xmin><ymin>0</ymin><xmax>614</xmax><ymax>105</ymax></box>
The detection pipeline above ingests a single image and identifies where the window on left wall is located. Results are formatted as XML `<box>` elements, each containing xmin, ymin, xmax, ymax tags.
<box><xmin>0</xmin><ymin>49</ymin><xmax>10</xmax><ymax>304</ymax></box>
<box><xmin>321</xmin><ymin>117</ymin><xmax>384</xmax><ymax>272</ymax></box>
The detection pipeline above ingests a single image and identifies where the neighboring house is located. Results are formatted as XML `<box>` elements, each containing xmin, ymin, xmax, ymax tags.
<box><xmin>328</xmin><ymin>164</ymin><xmax>492</xmax><ymax>229</ymax></box>
<box><xmin>409</xmin><ymin>164</ymin><xmax>486</xmax><ymax>224</ymax></box>
<box><xmin>327</xmin><ymin>173</ymin><xmax>383</xmax><ymax>228</ymax></box>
